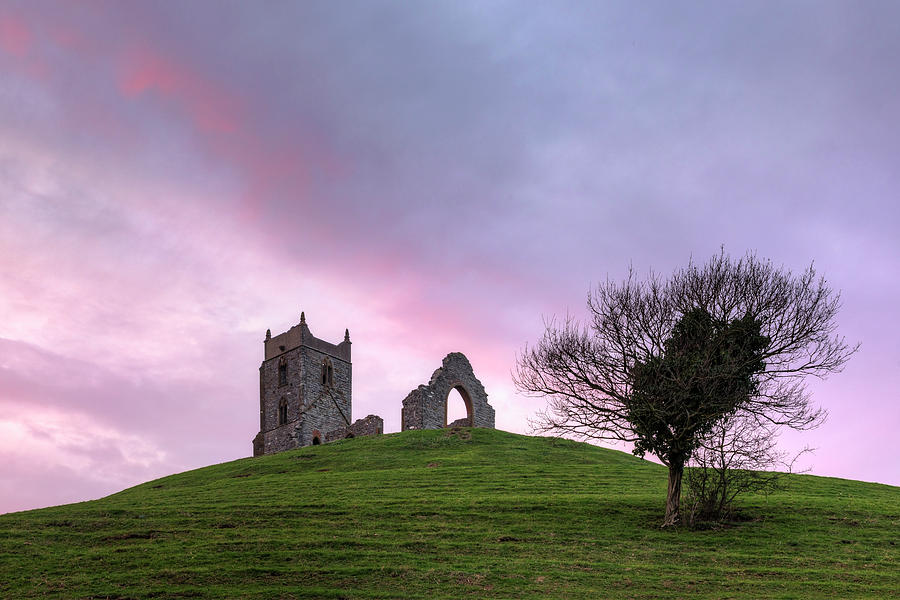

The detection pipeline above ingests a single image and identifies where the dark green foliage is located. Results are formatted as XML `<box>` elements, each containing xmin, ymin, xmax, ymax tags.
<box><xmin>628</xmin><ymin>308</ymin><xmax>770</xmax><ymax>467</ymax></box>
<box><xmin>0</xmin><ymin>429</ymin><xmax>897</xmax><ymax>599</ymax></box>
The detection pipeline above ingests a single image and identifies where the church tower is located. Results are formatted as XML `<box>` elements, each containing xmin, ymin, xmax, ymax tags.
<box><xmin>252</xmin><ymin>312</ymin><xmax>352</xmax><ymax>455</ymax></box>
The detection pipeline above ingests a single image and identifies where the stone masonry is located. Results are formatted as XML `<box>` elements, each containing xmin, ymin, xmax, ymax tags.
<box><xmin>401</xmin><ymin>352</ymin><xmax>495</xmax><ymax>430</ymax></box>
<box><xmin>252</xmin><ymin>313</ymin><xmax>382</xmax><ymax>456</ymax></box>
<box><xmin>324</xmin><ymin>414</ymin><xmax>384</xmax><ymax>443</ymax></box>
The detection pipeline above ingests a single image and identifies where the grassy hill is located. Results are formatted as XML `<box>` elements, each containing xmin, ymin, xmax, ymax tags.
<box><xmin>1</xmin><ymin>428</ymin><xmax>897</xmax><ymax>599</ymax></box>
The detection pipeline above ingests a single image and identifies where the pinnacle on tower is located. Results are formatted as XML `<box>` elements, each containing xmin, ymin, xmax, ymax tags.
<box><xmin>300</xmin><ymin>311</ymin><xmax>306</xmax><ymax>325</ymax></box>
<box><xmin>344</xmin><ymin>328</ymin><xmax>351</xmax><ymax>343</ymax></box>
<box><xmin>265</xmin><ymin>329</ymin><xmax>271</xmax><ymax>341</ymax></box>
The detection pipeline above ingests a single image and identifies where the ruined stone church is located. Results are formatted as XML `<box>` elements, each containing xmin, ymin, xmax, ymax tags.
<box><xmin>252</xmin><ymin>312</ymin><xmax>496</xmax><ymax>456</ymax></box>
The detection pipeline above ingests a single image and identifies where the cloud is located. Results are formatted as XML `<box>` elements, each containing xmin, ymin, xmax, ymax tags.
<box><xmin>118</xmin><ymin>45</ymin><xmax>242</xmax><ymax>135</ymax></box>
<box><xmin>0</xmin><ymin>397</ymin><xmax>168</xmax><ymax>514</ymax></box>
<box><xmin>0</xmin><ymin>13</ymin><xmax>30</xmax><ymax>56</ymax></box>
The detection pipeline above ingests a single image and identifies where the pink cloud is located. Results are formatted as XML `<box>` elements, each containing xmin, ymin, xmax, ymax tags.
<box><xmin>1</xmin><ymin>8</ymin><xmax>337</xmax><ymax>234</ymax></box>
<box><xmin>0</xmin><ymin>405</ymin><xmax>170</xmax><ymax>514</ymax></box>
<box><xmin>0</xmin><ymin>14</ymin><xmax>31</xmax><ymax>56</ymax></box>
<box><xmin>0</xmin><ymin>11</ymin><xmax>50</xmax><ymax>81</ymax></box>
<box><xmin>48</xmin><ymin>21</ymin><xmax>91</xmax><ymax>53</ymax></box>
<box><xmin>113</xmin><ymin>44</ymin><xmax>338</xmax><ymax>226</ymax></box>
<box><xmin>118</xmin><ymin>46</ymin><xmax>242</xmax><ymax>135</ymax></box>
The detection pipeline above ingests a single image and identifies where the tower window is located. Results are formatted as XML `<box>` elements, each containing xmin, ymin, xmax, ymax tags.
<box><xmin>278</xmin><ymin>399</ymin><xmax>288</xmax><ymax>426</ymax></box>
<box><xmin>278</xmin><ymin>358</ymin><xmax>287</xmax><ymax>386</ymax></box>
<box><xmin>321</xmin><ymin>358</ymin><xmax>334</xmax><ymax>387</ymax></box>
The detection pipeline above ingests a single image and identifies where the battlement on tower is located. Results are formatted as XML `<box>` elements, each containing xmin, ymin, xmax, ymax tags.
<box><xmin>263</xmin><ymin>312</ymin><xmax>352</xmax><ymax>362</ymax></box>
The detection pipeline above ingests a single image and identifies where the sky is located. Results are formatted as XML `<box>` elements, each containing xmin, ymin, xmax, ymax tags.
<box><xmin>1</xmin><ymin>1</ymin><xmax>898</xmax><ymax>514</ymax></box>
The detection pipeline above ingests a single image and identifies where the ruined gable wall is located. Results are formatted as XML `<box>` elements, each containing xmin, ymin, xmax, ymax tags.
<box><xmin>401</xmin><ymin>352</ymin><xmax>495</xmax><ymax>430</ymax></box>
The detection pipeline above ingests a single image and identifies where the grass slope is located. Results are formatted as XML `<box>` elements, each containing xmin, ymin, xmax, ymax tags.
<box><xmin>1</xmin><ymin>428</ymin><xmax>897</xmax><ymax>599</ymax></box>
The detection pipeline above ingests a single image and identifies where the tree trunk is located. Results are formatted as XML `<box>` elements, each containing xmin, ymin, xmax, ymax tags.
<box><xmin>662</xmin><ymin>461</ymin><xmax>684</xmax><ymax>528</ymax></box>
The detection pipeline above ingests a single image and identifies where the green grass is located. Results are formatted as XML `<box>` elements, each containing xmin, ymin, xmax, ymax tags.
<box><xmin>1</xmin><ymin>428</ymin><xmax>897</xmax><ymax>599</ymax></box>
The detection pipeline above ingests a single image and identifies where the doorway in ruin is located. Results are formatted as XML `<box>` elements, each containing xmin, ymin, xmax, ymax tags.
<box><xmin>445</xmin><ymin>385</ymin><xmax>473</xmax><ymax>427</ymax></box>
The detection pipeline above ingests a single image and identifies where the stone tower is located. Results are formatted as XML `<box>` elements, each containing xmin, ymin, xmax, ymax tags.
<box><xmin>252</xmin><ymin>312</ymin><xmax>353</xmax><ymax>456</ymax></box>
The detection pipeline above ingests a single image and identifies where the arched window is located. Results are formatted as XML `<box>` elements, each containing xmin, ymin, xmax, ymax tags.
<box><xmin>278</xmin><ymin>398</ymin><xmax>288</xmax><ymax>426</ymax></box>
<box><xmin>278</xmin><ymin>357</ymin><xmax>287</xmax><ymax>387</ymax></box>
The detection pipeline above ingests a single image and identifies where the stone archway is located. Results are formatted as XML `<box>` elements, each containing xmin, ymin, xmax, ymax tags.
<box><xmin>444</xmin><ymin>385</ymin><xmax>473</xmax><ymax>427</ymax></box>
<box><xmin>401</xmin><ymin>352</ymin><xmax>495</xmax><ymax>430</ymax></box>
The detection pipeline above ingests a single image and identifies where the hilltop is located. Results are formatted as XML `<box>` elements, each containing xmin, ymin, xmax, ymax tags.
<box><xmin>1</xmin><ymin>428</ymin><xmax>897</xmax><ymax>598</ymax></box>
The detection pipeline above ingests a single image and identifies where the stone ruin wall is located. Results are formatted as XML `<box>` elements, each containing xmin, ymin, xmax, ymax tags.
<box><xmin>401</xmin><ymin>352</ymin><xmax>495</xmax><ymax>431</ymax></box>
<box><xmin>324</xmin><ymin>414</ymin><xmax>384</xmax><ymax>442</ymax></box>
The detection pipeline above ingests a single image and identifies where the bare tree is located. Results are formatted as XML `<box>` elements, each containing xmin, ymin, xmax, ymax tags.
<box><xmin>684</xmin><ymin>414</ymin><xmax>810</xmax><ymax>526</ymax></box>
<box><xmin>514</xmin><ymin>251</ymin><xmax>856</xmax><ymax>527</ymax></box>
